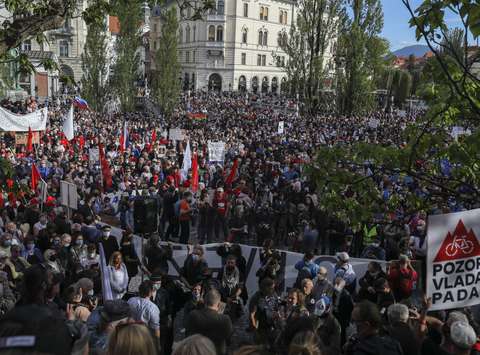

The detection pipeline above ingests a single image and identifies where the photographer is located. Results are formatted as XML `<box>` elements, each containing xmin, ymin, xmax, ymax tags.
<box><xmin>217</xmin><ymin>255</ymin><xmax>244</xmax><ymax>321</ymax></box>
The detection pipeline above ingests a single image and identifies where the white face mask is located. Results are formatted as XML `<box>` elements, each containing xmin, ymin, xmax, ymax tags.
<box><xmin>103</xmin><ymin>232</ymin><xmax>111</xmax><ymax>238</ymax></box>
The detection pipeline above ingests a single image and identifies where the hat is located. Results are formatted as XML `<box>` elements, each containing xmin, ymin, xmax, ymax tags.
<box><xmin>314</xmin><ymin>296</ymin><xmax>331</xmax><ymax>317</ymax></box>
<box><xmin>336</xmin><ymin>252</ymin><xmax>349</xmax><ymax>262</ymax></box>
<box><xmin>101</xmin><ymin>225</ymin><xmax>112</xmax><ymax>231</ymax></box>
<box><xmin>150</xmin><ymin>272</ymin><xmax>165</xmax><ymax>282</ymax></box>
<box><xmin>75</xmin><ymin>278</ymin><xmax>94</xmax><ymax>293</ymax></box>
<box><xmin>217</xmin><ymin>187</ymin><xmax>224</xmax><ymax>193</ymax></box>
<box><xmin>100</xmin><ymin>300</ymin><xmax>130</xmax><ymax>323</ymax></box>
<box><xmin>450</xmin><ymin>321</ymin><xmax>477</xmax><ymax>350</ymax></box>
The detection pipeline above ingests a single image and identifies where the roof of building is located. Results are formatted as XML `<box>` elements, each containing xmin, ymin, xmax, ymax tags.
<box><xmin>109</xmin><ymin>16</ymin><xmax>120</xmax><ymax>34</ymax></box>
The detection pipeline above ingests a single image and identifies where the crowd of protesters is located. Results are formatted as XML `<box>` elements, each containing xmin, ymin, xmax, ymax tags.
<box><xmin>0</xmin><ymin>92</ymin><xmax>478</xmax><ymax>355</ymax></box>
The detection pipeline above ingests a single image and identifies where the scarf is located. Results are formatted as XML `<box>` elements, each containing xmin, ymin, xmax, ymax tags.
<box><xmin>222</xmin><ymin>266</ymin><xmax>240</xmax><ymax>291</ymax></box>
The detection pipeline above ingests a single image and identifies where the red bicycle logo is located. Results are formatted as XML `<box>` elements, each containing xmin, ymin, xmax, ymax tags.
<box><xmin>445</xmin><ymin>234</ymin><xmax>474</xmax><ymax>257</ymax></box>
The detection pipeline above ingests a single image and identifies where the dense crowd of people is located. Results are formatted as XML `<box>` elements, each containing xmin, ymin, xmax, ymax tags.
<box><xmin>0</xmin><ymin>92</ymin><xmax>477</xmax><ymax>355</ymax></box>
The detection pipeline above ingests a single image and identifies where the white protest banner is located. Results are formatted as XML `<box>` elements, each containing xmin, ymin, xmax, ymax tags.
<box><xmin>89</xmin><ymin>148</ymin><xmax>100</xmax><ymax>165</ymax></box>
<box><xmin>169</xmin><ymin>128</ymin><xmax>185</xmax><ymax>141</ymax></box>
<box><xmin>0</xmin><ymin>107</ymin><xmax>48</xmax><ymax>131</ymax></box>
<box><xmin>427</xmin><ymin>208</ymin><xmax>480</xmax><ymax>311</ymax></box>
<box><xmin>278</xmin><ymin>121</ymin><xmax>285</xmax><ymax>134</ymax></box>
<box><xmin>208</xmin><ymin>141</ymin><xmax>225</xmax><ymax>163</ymax></box>
<box><xmin>60</xmin><ymin>180</ymin><xmax>78</xmax><ymax>210</ymax></box>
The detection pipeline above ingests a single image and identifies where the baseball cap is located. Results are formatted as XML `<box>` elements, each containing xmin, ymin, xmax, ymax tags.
<box><xmin>450</xmin><ymin>321</ymin><xmax>477</xmax><ymax>350</ymax></box>
<box><xmin>336</xmin><ymin>252</ymin><xmax>349</xmax><ymax>262</ymax></box>
<box><xmin>314</xmin><ymin>296</ymin><xmax>332</xmax><ymax>317</ymax></box>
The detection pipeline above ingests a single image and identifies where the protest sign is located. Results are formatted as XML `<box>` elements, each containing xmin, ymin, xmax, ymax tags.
<box><xmin>278</xmin><ymin>121</ymin><xmax>285</xmax><ymax>134</ymax></box>
<box><xmin>158</xmin><ymin>145</ymin><xmax>166</xmax><ymax>157</ymax></box>
<box><xmin>208</xmin><ymin>141</ymin><xmax>225</xmax><ymax>163</ymax></box>
<box><xmin>60</xmin><ymin>180</ymin><xmax>78</xmax><ymax>210</ymax></box>
<box><xmin>89</xmin><ymin>148</ymin><xmax>100</xmax><ymax>165</ymax></box>
<box><xmin>169</xmin><ymin>128</ymin><xmax>185</xmax><ymax>141</ymax></box>
<box><xmin>427</xmin><ymin>208</ymin><xmax>480</xmax><ymax>311</ymax></box>
<box><xmin>15</xmin><ymin>131</ymin><xmax>40</xmax><ymax>145</ymax></box>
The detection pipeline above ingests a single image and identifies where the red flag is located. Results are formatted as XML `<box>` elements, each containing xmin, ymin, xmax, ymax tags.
<box><xmin>99</xmin><ymin>143</ymin><xmax>112</xmax><ymax>190</ymax></box>
<box><xmin>31</xmin><ymin>163</ymin><xmax>41</xmax><ymax>192</ymax></box>
<box><xmin>0</xmin><ymin>192</ymin><xmax>3</xmax><ymax>208</ymax></box>
<box><xmin>27</xmin><ymin>127</ymin><xmax>33</xmax><ymax>153</ymax></box>
<box><xmin>225</xmin><ymin>158</ymin><xmax>238</xmax><ymax>186</ymax></box>
<box><xmin>77</xmin><ymin>136</ymin><xmax>85</xmax><ymax>150</ymax></box>
<box><xmin>191</xmin><ymin>153</ymin><xmax>199</xmax><ymax>192</ymax></box>
<box><xmin>148</xmin><ymin>129</ymin><xmax>157</xmax><ymax>153</ymax></box>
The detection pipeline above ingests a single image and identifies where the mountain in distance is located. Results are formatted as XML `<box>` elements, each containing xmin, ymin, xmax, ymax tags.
<box><xmin>393</xmin><ymin>45</ymin><xmax>430</xmax><ymax>57</ymax></box>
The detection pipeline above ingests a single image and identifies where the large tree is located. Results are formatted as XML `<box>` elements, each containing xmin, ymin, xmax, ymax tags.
<box><xmin>81</xmin><ymin>22</ymin><xmax>109</xmax><ymax>112</ymax></box>
<box><xmin>336</xmin><ymin>0</ymin><xmax>386</xmax><ymax>115</ymax></box>
<box><xmin>310</xmin><ymin>0</ymin><xmax>480</xmax><ymax>230</ymax></box>
<box><xmin>153</xmin><ymin>7</ymin><xmax>181</xmax><ymax>118</ymax></box>
<box><xmin>110</xmin><ymin>0</ymin><xmax>142</xmax><ymax>112</ymax></box>
<box><xmin>276</xmin><ymin>0</ymin><xmax>345</xmax><ymax>114</ymax></box>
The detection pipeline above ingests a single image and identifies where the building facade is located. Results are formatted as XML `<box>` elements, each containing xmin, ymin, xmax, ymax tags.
<box><xmin>151</xmin><ymin>0</ymin><xmax>297</xmax><ymax>93</ymax></box>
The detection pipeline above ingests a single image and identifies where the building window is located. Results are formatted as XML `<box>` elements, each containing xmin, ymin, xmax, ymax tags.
<box><xmin>243</xmin><ymin>3</ymin><xmax>248</xmax><ymax>17</ymax></box>
<box><xmin>186</xmin><ymin>26</ymin><xmax>191</xmax><ymax>42</ymax></box>
<box><xmin>263</xmin><ymin>31</ymin><xmax>268</xmax><ymax>46</ymax></box>
<box><xmin>279</xmin><ymin>10</ymin><xmax>287</xmax><ymax>24</ymax></box>
<box><xmin>216</xmin><ymin>26</ymin><xmax>223</xmax><ymax>42</ymax></box>
<box><xmin>257</xmin><ymin>55</ymin><xmax>266</xmax><ymax>66</ymax></box>
<box><xmin>217</xmin><ymin>0</ymin><xmax>224</xmax><ymax>15</ymax></box>
<box><xmin>179</xmin><ymin>27</ymin><xmax>183</xmax><ymax>43</ymax></box>
<box><xmin>193</xmin><ymin>25</ymin><xmax>196</xmax><ymax>42</ymax></box>
<box><xmin>22</xmin><ymin>40</ymin><xmax>31</xmax><ymax>52</ymax></box>
<box><xmin>262</xmin><ymin>55</ymin><xmax>266</xmax><ymax>66</ymax></box>
<box><xmin>193</xmin><ymin>51</ymin><xmax>196</xmax><ymax>63</ymax></box>
<box><xmin>276</xmin><ymin>56</ymin><xmax>285</xmax><ymax>67</ymax></box>
<box><xmin>208</xmin><ymin>25</ymin><xmax>216</xmax><ymax>41</ymax></box>
<box><xmin>242</xmin><ymin>29</ymin><xmax>248</xmax><ymax>44</ymax></box>
<box><xmin>241</xmin><ymin>53</ymin><xmax>246</xmax><ymax>65</ymax></box>
<box><xmin>260</xmin><ymin>6</ymin><xmax>268</xmax><ymax>21</ymax></box>
<box><xmin>258</xmin><ymin>31</ymin><xmax>267</xmax><ymax>46</ymax></box>
<box><xmin>186</xmin><ymin>51</ymin><xmax>190</xmax><ymax>63</ymax></box>
<box><xmin>257</xmin><ymin>54</ymin><xmax>261</xmax><ymax>66</ymax></box>
<box><xmin>59</xmin><ymin>40</ymin><xmax>69</xmax><ymax>57</ymax></box>
<box><xmin>258</xmin><ymin>31</ymin><xmax>262</xmax><ymax>45</ymax></box>
<box><xmin>283</xmin><ymin>11</ymin><xmax>287</xmax><ymax>24</ymax></box>
<box><xmin>153</xmin><ymin>41</ymin><xmax>157</xmax><ymax>50</ymax></box>
<box><xmin>278</xmin><ymin>32</ymin><xmax>287</xmax><ymax>47</ymax></box>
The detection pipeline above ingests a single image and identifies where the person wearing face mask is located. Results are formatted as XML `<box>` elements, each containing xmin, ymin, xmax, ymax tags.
<box><xmin>21</xmin><ymin>237</ymin><xmax>44</xmax><ymax>264</ymax></box>
<box><xmin>44</xmin><ymin>249</ymin><xmax>63</xmax><ymax>275</ymax></box>
<box><xmin>99</xmin><ymin>225</ymin><xmax>119</xmax><ymax>263</ymax></box>
<box><xmin>312</xmin><ymin>266</ymin><xmax>334</xmax><ymax>300</ymax></box>
<box><xmin>361</xmin><ymin>237</ymin><xmax>386</xmax><ymax>260</ymax></box>
<box><xmin>181</xmin><ymin>245</ymin><xmax>209</xmax><ymax>288</ymax></box>
<box><xmin>294</xmin><ymin>252</ymin><xmax>320</xmax><ymax>289</ymax></box>
<box><xmin>0</xmin><ymin>233</ymin><xmax>13</xmax><ymax>257</ymax></box>
<box><xmin>358</xmin><ymin>261</ymin><xmax>387</xmax><ymax>303</ymax></box>
<box><xmin>33</xmin><ymin>213</ymin><xmax>49</xmax><ymax>237</ymax></box>
<box><xmin>217</xmin><ymin>255</ymin><xmax>244</xmax><ymax>320</ymax></box>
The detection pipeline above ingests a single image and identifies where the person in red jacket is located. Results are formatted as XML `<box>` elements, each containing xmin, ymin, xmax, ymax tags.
<box><xmin>212</xmin><ymin>187</ymin><xmax>229</xmax><ymax>241</ymax></box>
<box><xmin>387</xmin><ymin>254</ymin><xmax>418</xmax><ymax>302</ymax></box>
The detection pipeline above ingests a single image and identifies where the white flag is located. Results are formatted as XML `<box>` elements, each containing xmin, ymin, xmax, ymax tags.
<box><xmin>181</xmin><ymin>141</ymin><xmax>191</xmax><ymax>182</ymax></box>
<box><xmin>39</xmin><ymin>179</ymin><xmax>48</xmax><ymax>204</ymax></box>
<box><xmin>62</xmin><ymin>105</ymin><xmax>74</xmax><ymax>141</ymax></box>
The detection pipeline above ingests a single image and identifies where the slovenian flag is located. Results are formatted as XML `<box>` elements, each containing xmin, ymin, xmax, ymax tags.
<box><xmin>73</xmin><ymin>97</ymin><xmax>89</xmax><ymax>110</ymax></box>
<box><xmin>119</xmin><ymin>121</ymin><xmax>129</xmax><ymax>153</ymax></box>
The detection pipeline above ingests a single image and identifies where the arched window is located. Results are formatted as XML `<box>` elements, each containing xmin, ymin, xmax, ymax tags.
<box><xmin>239</xmin><ymin>76</ymin><xmax>246</xmax><ymax>91</ymax></box>
<box><xmin>278</xmin><ymin>32</ymin><xmax>287</xmax><ymax>47</ymax></box>
<box><xmin>243</xmin><ymin>3</ymin><xmax>248</xmax><ymax>17</ymax></box>
<box><xmin>208</xmin><ymin>25</ymin><xmax>216</xmax><ymax>41</ymax></box>
<box><xmin>186</xmin><ymin>26</ymin><xmax>191</xmax><ymax>43</ymax></box>
<box><xmin>242</xmin><ymin>29</ymin><xmax>248</xmax><ymax>44</ymax></box>
<box><xmin>258</xmin><ymin>31</ymin><xmax>263</xmax><ymax>45</ymax></box>
<box><xmin>262</xmin><ymin>31</ymin><xmax>268</xmax><ymax>46</ymax></box>
<box><xmin>260</xmin><ymin>6</ymin><xmax>265</xmax><ymax>20</ymax></box>
<box><xmin>279</xmin><ymin>10</ymin><xmax>283</xmax><ymax>24</ymax></box>
<box><xmin>179</xmin><ymin>27</ymin><xmax>183</xmax><ymax>43</ymax></box>
<box><xmin>59</xmin><ymin>40</ymin><xmax>69</xmax><ymax>57</ymax></box>
<box><xmin>216</xmin><ymin>26</ymin><xmax>223</xmax><ymax>42</ymax></box>
<box><xmin>283</xmin><ymin>11</ymin><xmax>287</xmax><ymax>24</ymax></box>
<box><xmin>193</xmin><ymin>25</ymin><xmax>196</xmax><ymax>41</ymax></box>
<box><xmin>217</xmin><ymin>0</ymin><xmax>224</xmax><ymax>15</ymax></box>
<box><xmin>264</xmin><ymin>7</ymin><xmax>269</xmax><ymax>21</ymax></box>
